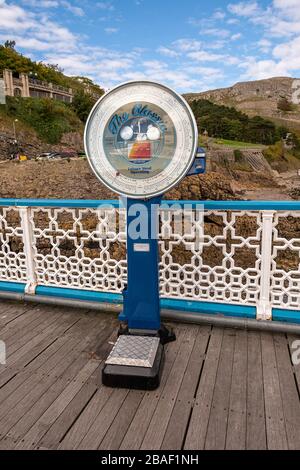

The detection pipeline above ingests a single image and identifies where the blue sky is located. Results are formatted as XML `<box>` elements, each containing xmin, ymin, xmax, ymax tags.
<box><xmin>0</xmin><ymin>0</ymin><xmax>300</xmax><ymax>92</ymax></box>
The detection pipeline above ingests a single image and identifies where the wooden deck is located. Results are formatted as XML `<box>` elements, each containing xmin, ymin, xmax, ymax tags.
<box><xmin>0</xmin><ymin>300</ymin><xmax>300</xmax><ymax>450</ymax></box>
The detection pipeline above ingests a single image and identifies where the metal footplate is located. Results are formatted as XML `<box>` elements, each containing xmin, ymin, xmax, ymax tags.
<box><xmin>102</xmin><ymin>335</ymin><xmax>164</xmax><ymax>390</ymax></box>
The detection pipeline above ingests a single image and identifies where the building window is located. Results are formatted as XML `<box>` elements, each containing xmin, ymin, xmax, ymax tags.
<box><xmin>29</xmin><ymin>89</ymin><xmax>51</xmax><ymax>99</ymax></box>
<box><xmin>14</xmin><ymin>88</ymin><xmax>22</xmax><ymax>97</ymax></box>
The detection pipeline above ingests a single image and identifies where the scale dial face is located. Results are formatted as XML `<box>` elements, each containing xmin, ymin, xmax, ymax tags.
<box><xmin>84</xmin><ymin>81</ymin><xmax>198</xmax><ymax>199</ymax></box>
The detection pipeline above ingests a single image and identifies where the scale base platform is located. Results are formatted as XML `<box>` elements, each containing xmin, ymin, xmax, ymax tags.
<box><xmin>102</xmin><ymin>335</ymin><xmax>164</xmax><ymax>390</ymax></box>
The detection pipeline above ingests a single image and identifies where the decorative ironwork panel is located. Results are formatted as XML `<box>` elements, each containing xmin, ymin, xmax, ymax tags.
<box><xmin>2</xmin><ymin>201</ymin><xmax>300</xmax><ymax>314</ymax></box>
<box><xmin>271</xmin><ymin>211</ymin><xmax>300</xmax><ymax>310</ymax></box>
<box><xmin>30</xmin><ymin>206</ymin><xmax>127</xmax><ymax>293</ymax></box>
<box><xmin>0</xmin><ymin>207</ymin><xmax>27</xmax><ymax>282</ymax></box>
<box><xmin>159</xmin><ymin>208</ymin><xmax>262</xmax><ymax>305</ymax></box>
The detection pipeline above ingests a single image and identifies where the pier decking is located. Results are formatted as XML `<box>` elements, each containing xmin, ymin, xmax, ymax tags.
<box><xmin>0</xmin><ymin>300</ymin><xmax>299</xmax><ymax>450</ymax></box>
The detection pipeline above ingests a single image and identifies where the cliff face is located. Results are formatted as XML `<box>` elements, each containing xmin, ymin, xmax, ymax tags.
<box><xmin>184</xmin><ymin>77</ymin><xmax>300</xmax><ymax>131</ymax></box>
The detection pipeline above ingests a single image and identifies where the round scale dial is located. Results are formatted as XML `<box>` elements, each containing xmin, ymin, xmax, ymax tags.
<box><xmin>84</xmin><ymin>81</ymin><xmax>198</xmax><ymax>199</ymax></box>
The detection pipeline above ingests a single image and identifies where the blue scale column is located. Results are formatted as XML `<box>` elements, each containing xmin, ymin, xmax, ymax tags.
<box><xmin>119</xmin><ymin>196</ymin><xmax>162</xmax><ymax>332</ymax></box>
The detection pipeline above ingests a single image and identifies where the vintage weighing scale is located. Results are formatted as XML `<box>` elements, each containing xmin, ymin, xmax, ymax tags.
<box><xmin>84</xmin><ymin>81</ymin><xmax>205</xmax><ymax>390</ymax></box>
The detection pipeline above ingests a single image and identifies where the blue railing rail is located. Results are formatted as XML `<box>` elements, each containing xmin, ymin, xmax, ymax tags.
<box><xmin>1</xmin><ymin>198</ymin><xmax>300</xmax><ymax>210</ymax></box>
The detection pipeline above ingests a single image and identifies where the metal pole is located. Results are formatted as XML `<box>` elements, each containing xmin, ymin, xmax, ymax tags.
<box><xmin>13</xmin><ymin>119</ymin><xmax>18</xmax><ymax>141</ymax></box>
<box><xmin>1</xmin><ymin>290</ymin><xmax>300</xmax><ymax>335</ymax></box>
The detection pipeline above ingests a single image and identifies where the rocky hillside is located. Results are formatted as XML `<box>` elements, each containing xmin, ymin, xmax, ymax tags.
<box><xmin>0</xmin><ymin>159</ymin><xmax>237</xmax><ymax>201</ymax></box>
<box><xmin>185</xmin><ymin>77</ymin><xmax>300</xmax><ymax>132</ymax></box>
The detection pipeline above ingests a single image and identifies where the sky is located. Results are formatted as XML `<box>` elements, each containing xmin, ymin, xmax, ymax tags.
<box><xmin>0</xmin><ymin>0</ymin><xmax>300</xmax><ymax>92</ymax></box>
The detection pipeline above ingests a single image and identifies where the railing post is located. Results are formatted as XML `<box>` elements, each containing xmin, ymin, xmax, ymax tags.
<box><xmin>19</xmin><ymin>206</ymin><xmax>37</xmax><ymax>294</ymax></box>
<box><xmin>257</xmin><ymin>210</ymin><xmax>274</xmax><ymax>320</ymax></box>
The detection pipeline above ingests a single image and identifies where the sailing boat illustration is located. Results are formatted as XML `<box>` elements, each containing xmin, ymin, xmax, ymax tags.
<box><xmin>119</xmin><ymin>119</ymin><xmax>160</xmax><ymax>163</ymax></box>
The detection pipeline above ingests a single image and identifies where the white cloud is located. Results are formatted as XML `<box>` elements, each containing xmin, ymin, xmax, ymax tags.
<box><xmin>273</xmin><ymin>36</ymin><xmax>300</xmax><ymax>71</ymax></box>
<box><xmin>201</xmin><ymin>28</ymin><xmax>230</xmax><ymax>38</ymax></box>
<box><xmin>22</xmin><ymin>0</ymin><xmax>84</xmax><ymax>16</ymax></box>
<box><xmin>206</xmin><ymin>40</ymin><xmax>227</xmax><ymax>50</ymax></box>
<box><xmin>142</xmin><ymin>60</ymin><xmax>167</xmax><ymax>71</ymax></box>
<box><xmin>273</xmin><ymin>0</ymin><xmax>300</xmax><ymax>20</ymax></box>
<box><xmin>61</xmin><ymin>1</ymin><xmax>84</xmax><ymax>17</ymax></box>
<box><xmin>104</xmin><ymin>27</ymin><xmax>118</xmax><ymax>34</ymax></box>
<box><xmin>227</xmin><ymin>18</ymin><xmax>240</xmax><ymax>24</ymax></box>
<box><xmin>227</xmin><ymin>1</ymin><xmax>300</xmax><ymax>82</ymax></box>
<box><xmin>185</xmin><ymin>64</ymin><xmax>222</xmax><ymax>77</ymax></box>
<box><xmin>212</xmin><ymin>10</ymin><xmax>226</xmax><ymax>20</ymax></box>
<box><xmin>231</xmin><ymin>33</ymin><xmax>242</xmax><ymax>40</ymax></box>
<box><xmin>22</xmin><ymin>0</ymin><xmax>59</xmax><ymax>7</ymax></box>
<box><xmin>0</xmin><ymin>0</ymin><xmax>78</xmax><ymax>52</ymax></box>
<box><xmin>96</xmin><ymin>2</ymin><xmax>114</xmax><ymax>11</ymax></box>
<box><xmin>258</xmin><ymin>38</ymin><xmax>272</xmax><ymax>53</ymax></box>
<box><xmin>173</xmin><ymin>39</ymin><xmax>202</xmax><ymax>52</ymax></box>
<box><xmin>157</xmin><ymin>46</ymin><xmax>180</xmax><ymax>58</ymax></box>
<box><xmin>187</xmin><ymin>50</ymin><xmax>224</xmax><ymax>62</ymax></box>
<box><xmin>228</xmin><ymin>1</ymin><xmax>259</xmax><ymax>17</ymax></box>
<box><xmin>239</xmin><ymin>57</ymin><xmax>289</xmax><ymax>79</ymax></box>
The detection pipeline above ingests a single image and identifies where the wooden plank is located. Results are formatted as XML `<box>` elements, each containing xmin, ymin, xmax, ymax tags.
<box><xmin>0</xmin><ymin>435</ymin><xmax>16</xmax><ymax>450</ymax></box>
<box><xmin>0</xmin><ymin>302</ymin><xmax>37</xmax><ymax>327</ymax></box>
<box><xmin>15</xmin><ymin>359</ymin><xmax>101</xmax><ymax>449</ymax></box>
<box><xmin>184</xmin><ymin>327</ymin><xmax>223</xmax><ymax>450</ymax></box>
<box><xmin>261</xmin><ymin>332</ymin><xmax>288</xmax><ymax>450</ymax></box>
<box><xmin>287</xmin><ymin>334</ymin><xmax>300</xmax><ymax>393</ymax></box>
<box><xmin>140</xmin><ymin>326</ymin><xmax>199</xmax><ymax>450</ymax></box>
<box><xmin>226</xmin><ymin>329</ymin><xmax>247</xmax><ymax>450</ymax></box>
<box><xmin>246</xmin><ymin>330</ymin><xmax>266</xmax><ymax>450</ymax></box>
<box><xmin>4</xmin><ymin>311</ymin><xmax>68</xmax><ymax>358</ymax></box>
<box><xmin>27</xmin><ymin>321</ymin><xmax>117</xmax><ymax>450</ymax></box>
<box><xmin>273</xmin><ymin>333</ymin><xmax>300</xmax><ymax>450</ymax></box>
<box><xmin>58</xmin><ymin>383</ymin><xmax>113</xmax><ymax>450</ymax></box>
<box><xmin>5</xmin><ymin>314</ymin><xmax>80</xmax><ymax>369</ymax></box>
<box><xmin>0</xmin><ymin>334</ymin><xmax>90</xmax><ymax>430</ymax></box>
<box><xmin>36</xmin><ymin>378</ymin><xmax>98</xmax><ymax>449</ymax></box>
<box><xmin>0</xmin><ymin>314</ymin><xmax>88</xmax><ymax>407</ymax></box>
<box><xmin>0</xmin><ymin>326</ymin><xmax>87</xmax><ymax>405</ymax></box>
<box><xmin>161</xmin><ymin>326</ymin><xmax>211</xmax><ymax>450</ymax></box>
<box><xmin>16</xmin><ymin>312</ymin><xmax>108</xmax><ymax>374</ymax></box>
<box><xmin>77</xmin><ymin>388</ymin><xmax>129</xmax><ymax>450</ymax></box>
<box><xmin>0</xmin><ymin>310</ymin><xmax>94</xmax><ymax>403</ymax></box>
<box><xmin>3</xmin><ymin>326</ymin><xmax>71</xmax><ymax>375</ymax></box>
<box><xmin>58</xmin><ymin>330</ymin><xmax>122</xmax><ymax>450</ymax></box>
<box><xmin>204</xmin><ymin>328</ymin><xmax>236</xmax><ymax>450</ymax></box>
<box><xmin>98</xmin><ymin>390</ymin><xmax>144</xmax><ymax>450</ymax></box>
<box><xmin>0</xmin><ymin>368</ymin><xmax>18</xmax><ymax>390</ymax></box>
<box><xmin>1</xmin><ymin>306</ymin><xmax>45</xmax><ymax>340</ymax></box>
<box><xmin>3</xmin><ymin>321</ymin><xmax>115</xmax><ymax>444</ymax></box>
<box><xmin>59</xmin><ymin>329</ymin><xmax>117</xmax><ymax>450</ymax></box>
<box><xmin>119</xmin><ymin>326</ymin><xmax>187</xmax><ymax>450</ymax></box>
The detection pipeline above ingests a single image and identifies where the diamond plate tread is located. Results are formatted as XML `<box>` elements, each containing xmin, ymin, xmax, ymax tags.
<box><xmin>105</xmin><ymin>335</ymin><xmax>160</xmax><ymax>368</ymax></box>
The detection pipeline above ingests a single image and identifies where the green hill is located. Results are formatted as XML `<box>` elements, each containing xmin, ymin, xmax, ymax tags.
<box><xmin>0</xmin><ymin>43</ymin><xmax>104</xmax><ymax>144</ymax></box>
<box><xmin>190</xmin><ymin>99</ymin><xmax>289</xmax><ymax>145</ymax></box>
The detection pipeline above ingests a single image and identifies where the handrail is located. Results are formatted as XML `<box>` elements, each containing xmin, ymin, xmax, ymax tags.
<box><xmin>1</xmin><ymin>198</ymin><xmax>300</xmax><ymax>210</ymax></box>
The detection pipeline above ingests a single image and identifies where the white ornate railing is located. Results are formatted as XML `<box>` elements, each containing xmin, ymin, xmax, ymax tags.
<box><xmin>0</xmin><ymin>199</ymin><xmax>300</xmax><ymax>323</ymax></box>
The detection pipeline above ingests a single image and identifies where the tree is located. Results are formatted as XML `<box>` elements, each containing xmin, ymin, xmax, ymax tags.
<box><xmin>45</xmin><ymin>63</ymin><xmax>64</xmax><ymax>74</ymax></box>
<box><xmin>277</xmin><ymin>97</ymin><xmax>293</xmax><ymax>112</ymax></box>
<box><xmin>4</xmin><ymin>40</ymin><xmax>16</xmax><ymax>50</ymax></box>
<box><xmin>72</xmin><ymin>89</ymin><xmax>95</xmax><ymax>122</ymax></box>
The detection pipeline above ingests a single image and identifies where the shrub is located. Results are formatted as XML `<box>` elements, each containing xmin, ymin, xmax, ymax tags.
<box><xmin>4</xmin><ymin>96</ymin><xmax>82</xmax><ymax>144</ymax></box>
<box><xmin>234</xmin><ymin>149</ymin><xmax>243</xmax><ymax>162</ymax></box>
